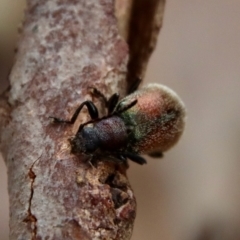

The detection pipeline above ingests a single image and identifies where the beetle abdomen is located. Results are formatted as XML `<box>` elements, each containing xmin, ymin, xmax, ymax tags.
<box><xmin>119</xmin><ymin>84</ymin><xmax>186</xmax><ymax>154</ymax></box>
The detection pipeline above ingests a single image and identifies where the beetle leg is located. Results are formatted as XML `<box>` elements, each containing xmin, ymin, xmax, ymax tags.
<box><xmin>115</xmin><ymin>99</ymin><xmax>137</xmax><ymax>114</ymax></box>
<box><xmin>89</xmin><ymin>87</ymin><xmax>119</xmax><ymax>114</ymax></box>
<box><xmin>114</xmin><ymin>153</ymin><xmax>127</xmax><ymax>162</ymax></box>
<box><xmin>76</xmin><ymin>119</ymin><xmax>96</xmax><ymax>133</ymax></box>
<box><xmin>121</xmin><ymin>152</ymin><xmax>147</xmax><ymax>165</ymax></box>
<box><xmin>49</xmin><ymin>100</ymin><xmax>99</xmax><ymax>124</ymax></box>
<box><xmin>148</xmin><ymin>151</ymin><xmax>163</xmax><ymax>158</ymax></box>
<box><xmin>89</xmin><ymin>87</ymin><xmax>108</xmax><ymax>106</ymax></box>
<box><xmin>107</xmin><ymin>93</ymin><xmax>119</xmax><ymax>114</ymax></box>
<box><xmin>88</xmin><ymin>157</ymin><xmax>96</xmax><ymax>169</ymax></box>
<box><xmin>127</xmin><ymin>77</ymin><xmax>142</xmax><ymax>94</ymax></box>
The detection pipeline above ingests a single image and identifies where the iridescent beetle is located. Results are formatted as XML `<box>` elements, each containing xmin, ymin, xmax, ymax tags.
<box><xmin>50</xmin><ymin>80</ymin><xmax>186</xmax><ymax>165</ymax></box>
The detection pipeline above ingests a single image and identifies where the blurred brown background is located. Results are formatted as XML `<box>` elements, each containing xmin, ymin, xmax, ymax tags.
<box><xmin>1</xmin><ymin>1</ymin><xmax>240</xmax><ymax>239</ymax></box>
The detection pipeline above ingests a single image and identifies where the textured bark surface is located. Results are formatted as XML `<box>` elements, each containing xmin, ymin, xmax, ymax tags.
<box><xmin>0</xmin><ymin>0</ymin><xmax>165</xmax><ymax>239</ymax></box>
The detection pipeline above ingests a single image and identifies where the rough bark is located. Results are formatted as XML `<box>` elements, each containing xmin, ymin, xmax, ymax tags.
<box><xmin>0</xmin><ymin>0</ymin><xmax>165</xmax><ymax>239</ymax></box>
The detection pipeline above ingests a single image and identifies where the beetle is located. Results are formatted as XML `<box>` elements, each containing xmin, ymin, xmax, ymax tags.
<box><xmin>50</xmin><ymin>80</ymin><xmax>186</xmax><ymax>165</ymax></box>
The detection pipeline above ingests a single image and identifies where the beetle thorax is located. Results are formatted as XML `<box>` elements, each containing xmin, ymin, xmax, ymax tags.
<box><xmin>94</xmin><ymin>115</ymin><xmax>128</xmax><ymax>151</ymax></box>
<box><xmin>71</xmin><ymin>116</ymin><xmax>128</xmax><ymax>154</ymax></box>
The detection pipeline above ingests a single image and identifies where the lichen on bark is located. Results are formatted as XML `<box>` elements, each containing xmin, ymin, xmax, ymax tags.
<box><xmin>0</xmin><ymin>0</ymin><xmax>165</xmax><ymax>239</ymax></box>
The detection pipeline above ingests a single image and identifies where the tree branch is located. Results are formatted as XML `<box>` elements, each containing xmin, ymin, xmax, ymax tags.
<box><xmin>0</xmin><ymin>0</ymin><xmax>165</xmax><ymax>239</ymax></box>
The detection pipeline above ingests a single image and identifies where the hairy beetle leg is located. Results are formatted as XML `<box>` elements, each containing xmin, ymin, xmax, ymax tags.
<box><xmin>115</xmin><ymin>99</ymin><xmax>138</xmax><ymax>114</ymax></box>
<box><xmin>89</xmin><ymin>87</ymin><xmax>119</xmax><ymax>114</ymax></box>
<box><xmin>127</xmin><ymin>76</ymin><xmax>142</xmax><ymax>94</ymax></box>
<box><xmin>50</xmin><ymin>100</ymin><xmax>99</xmax><ymax>124</ymax></box>
<box><xmin>148</xmin><ymin>151</ymin><xmax>164</xmax><ymax>158</ymax></box>
<box><xmin>49</xmin><ymin>116</ymin><xmax>71</xmax><ymax>123</ymax></box>
<box><xmin>115</xmin><ymin>152</ymin><xmax>147</xmax><ymax>165</ymax></box>
<box><xmin>123</xmin><ymin>152</ymin><xmax>147</xmax><ymax>165</ymax></box>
